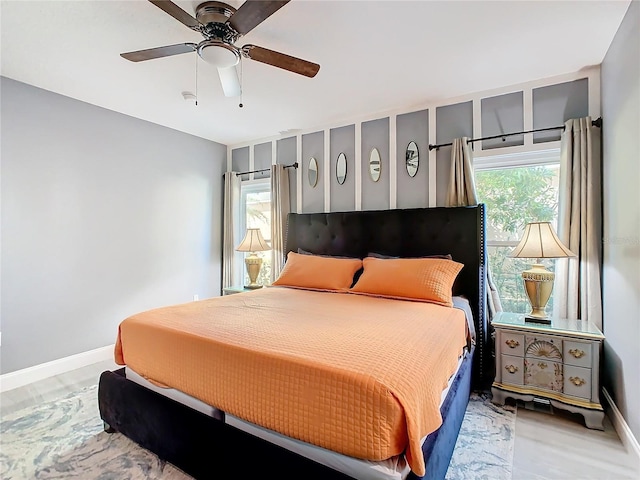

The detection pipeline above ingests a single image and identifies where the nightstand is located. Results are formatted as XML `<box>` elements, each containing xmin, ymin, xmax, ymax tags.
<box><xmin>491</xmin><ymin>311</ymin><xmax>605</xmax><ymax>430</ymax></box>
<box><xmin>222</xmin><ymin>285</ymin><xmax>263</xmax><ymax>295</ymax></box>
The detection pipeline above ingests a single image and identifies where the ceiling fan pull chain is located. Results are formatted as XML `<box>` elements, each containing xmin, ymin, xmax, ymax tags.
<box><xmin>239</xmin><ymin>57</ymin><xmax>244</xmax><ymax>108</ymax></box>
<box><xmin>195</xmin><ymin>54</ymin><xmax>199</xmax><ymax>106</ymax></box>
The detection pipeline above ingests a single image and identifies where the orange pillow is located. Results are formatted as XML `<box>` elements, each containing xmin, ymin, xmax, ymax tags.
<box><xmin>350</xmin><ymin>256</ymin><xmax>463</xmax><ymax>307</ymax></box>
<box><xmin>273</xmin><ymin>252</ymin><xmax>363</xmax><ymax>291</ymax></box>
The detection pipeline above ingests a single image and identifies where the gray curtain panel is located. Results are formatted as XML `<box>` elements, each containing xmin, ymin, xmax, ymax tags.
<box><xmin>446</xmin><ymin>137</ymin><xmax>502</xmax><ymax>320</ymax></box>
<box><xmin>222</xmin><ymin>171</ymin><xmax>241</xmax><ymax>289</ymax></box>
<box><xmin>446</xmin><ymin>137</ymin><xmax>478</xmax><ymax>207</ymax></box>
<box><xmin>553</xmin><ymin>117</ymin><xmax>603</xmax><ymax>329</ymax></box>
<box><xmin>270</xmin><ymin>164</ymin><xmax>290</xmax><ymax>282</ymax></box>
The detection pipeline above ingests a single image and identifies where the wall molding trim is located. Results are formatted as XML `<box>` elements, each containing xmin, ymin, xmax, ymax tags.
<box><xmin>603</xmin><ymin>387</ymin><xmax>640</xmax><ymax>461</ymax></box>
<box><xmin>0</xmin><ymin>344</ymin><xmax>115</xmax><ymax>393</ymax></box>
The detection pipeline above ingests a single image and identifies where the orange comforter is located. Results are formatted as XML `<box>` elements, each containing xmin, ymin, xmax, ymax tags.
<box><xmin>115</xmin><ymin>287</ymin><xmax>468</xmax><ymax>476</ymax></box>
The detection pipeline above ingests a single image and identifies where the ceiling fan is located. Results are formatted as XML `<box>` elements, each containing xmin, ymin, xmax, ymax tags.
<box><xmin>121</xmin><ymin>0</ymin><xmax>320</xmax><ymax>97</ymax></box>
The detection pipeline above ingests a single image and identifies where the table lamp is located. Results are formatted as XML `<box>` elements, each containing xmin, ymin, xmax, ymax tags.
<box><xmin>236</xmin><ymin>228</ymin><xmax>271</xmax><ymax>289</ymax></box>
<box><xmin>510</xmin><ymin>221</ymin><xmax>576</xmax><ymax>324</ymax></box>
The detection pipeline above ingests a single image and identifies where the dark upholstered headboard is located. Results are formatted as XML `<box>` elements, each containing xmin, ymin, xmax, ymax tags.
<box><xmin>284</xmin><ymin>204</ymin><xmax>489</xmax><ymax>388</ymax></box>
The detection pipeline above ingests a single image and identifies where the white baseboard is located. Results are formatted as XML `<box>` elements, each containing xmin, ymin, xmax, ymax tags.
<box><xmin>0</xmin><ymin>344</ymin><xmax>115</xmax><ymax>393</ymax></box>
<box><xmin>603</xmin><ymin>387</ymin><xmax>640</xmax><ymax>462</ymax></box>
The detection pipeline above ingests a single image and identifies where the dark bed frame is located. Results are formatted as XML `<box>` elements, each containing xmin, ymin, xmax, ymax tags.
<box><xmin>98</xmin><ymin>204</ymin><xmax>488</xmax><ymax>480</ymax></box>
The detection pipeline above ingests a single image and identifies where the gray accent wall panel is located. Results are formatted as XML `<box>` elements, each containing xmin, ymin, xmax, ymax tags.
<box><xmin>532</xmin><ymin>78</ymin><xmax>589</xmax><ymax>143</ymax></box>
<box><xmin>361</xmin><ymin>118</ymin><xmax>390</xmax><ymax>211</ymax></box>
<box><xmin>277</xmin><ymin>136</ymin><xmax>297</xmax><ymax>213</ymax></box>
<box><xmin>601</xmin><ymin>0</ymin><xmax>640</xmax><ymax>442</ymax></box>
<box><xmin>301</xmin><ymin>131</ymin><xmax>324</xmax><ymax>213</ymax></box>
<box><xmin>253</xmin><ymin>142</ymin><xmax>272</xmax><ymax>180</ymax></box>
<box><xmin>1</xmin><ymin>77</ymin><xmax>226</xmax><ymax>374</ymax></box>
<box><xmin>232</xmin><ymin>147</ymin><xmax>249</xmax><ymax>180</ymax></box>
<box><xmin>435</xmin><ymin>101</ymin><xmax>473</xmax><ymax>206</ymax></box>
<box><xmin>481</xmin><ymin>92</ymin><xmax>524</xmax><ymax>149</ymax></box>
<box><xmin>330</xmin><ymin>125</ymin><xmax>356</xmax><ymax>212</ymax></box>
<box><xmin>396</xmin><ymin>109</ymin><xmax>429</xmax><ymax>209</ymax></box>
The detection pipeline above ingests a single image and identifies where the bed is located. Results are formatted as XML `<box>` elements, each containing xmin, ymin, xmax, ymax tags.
<box><xmin>98</xmin><ymin>204</ymin><xmax>488</xmax><ymax>480</ymax></box>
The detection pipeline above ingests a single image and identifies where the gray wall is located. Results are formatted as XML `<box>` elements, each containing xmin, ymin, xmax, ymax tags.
<box><xmin>254</xmin><ymin>142</ymin><xmax>272</xmax><ymax>180</ymax></box>
<box><xmin>330</xmin><ymin>125</ymin><xmax>355</xmax><ymax>212</ymax></box>
<box><xmin>361</xmin><ymin>118</ymin><xmax>390</xmax><ymax>211</ymax></box>
<box><xmin>601</xmin><ymin>0</ymin><xmax>640</xmax><ymax>441</ymax></box>
<box><xmin>1</xmin><ymin>77</ymin><xmax>226</xmax><ymax>374</ymax></box>
<box><xmin>436</xmin><ymin>101</ymin><xmax>473</xmax><ymax>206</ymax></box>
<box><xmin>301</xmin><ymin>131</ymin><xmax>324</xmax><ymax>213</ymax></box>
<box><xmin>232</xmin><ymin>147</ymin><xmax>249</xmax><ymax>181</ymax></box>
<box><xmin>396</xmin><ymin>109</ymin><xmax>429</xmax><ymax>209</ymax></box>
<box><xmin>276</xmin><ymin>136</ymin><xmax>297</xmax><ymax>213</ymax></box>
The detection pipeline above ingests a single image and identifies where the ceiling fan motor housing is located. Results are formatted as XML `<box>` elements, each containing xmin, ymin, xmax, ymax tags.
<box><xmin>196</xmin><ymin>2</ymin><xmax>240</xmax><ymax>41</ymax></box>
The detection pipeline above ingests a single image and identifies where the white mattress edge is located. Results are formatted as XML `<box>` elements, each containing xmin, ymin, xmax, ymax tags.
<box><xmin>124</xmin><ymin>349</ymin><xmax>467</xmax><ymax>480</ymax></box>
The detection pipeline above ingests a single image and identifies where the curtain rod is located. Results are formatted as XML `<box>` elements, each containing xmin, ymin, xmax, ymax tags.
<box><xmin>232</xmin><ymin>162</ymin><xmax>298</xmax><ymax>177</ymax></box>
<box><xmin>428</xmin><ymin>117</ymin><xmax>602</xmax><ymax>151</ymax></box>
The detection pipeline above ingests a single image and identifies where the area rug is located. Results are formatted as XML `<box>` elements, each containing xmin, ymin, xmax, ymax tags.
<box><xmin>0</xmin><ymin>386</ymin><xmax>515</xmax><ymax>479</ymax></box>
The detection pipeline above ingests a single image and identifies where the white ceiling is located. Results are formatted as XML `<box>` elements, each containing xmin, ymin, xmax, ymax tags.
<box><xmin>0</xmin><ymin>0</ymin><xmax>631</xmax><ymax>146</ymax></box>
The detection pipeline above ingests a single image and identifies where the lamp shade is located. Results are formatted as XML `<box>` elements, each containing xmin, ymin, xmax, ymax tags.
<box><xmin>510</xmin><ymin>222</ymin><xmax>576</xmax><ymax>259</ymax></box>
<box><xmin>236</xmin><ymin>228</ymin><xmax>270</xmax><ymax>252</ymax></box>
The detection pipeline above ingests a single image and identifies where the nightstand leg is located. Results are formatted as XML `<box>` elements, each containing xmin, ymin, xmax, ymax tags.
<box><xmin>583</xmin><ymin>410</ymin><xmax>605</xmax><ymax>431</ymax></box>
<box><xmin>491</xmin><ymin>387</ymin><xmax>507</xmax><ymax>405</ymax></box>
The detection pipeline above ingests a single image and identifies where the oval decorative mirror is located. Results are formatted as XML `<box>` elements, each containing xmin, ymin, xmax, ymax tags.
<box><xmin>308</xmin><ymin>157</ymin><xmax>318</xmax><ymax>187</ymax></box>
<box><xmin>336</xmin><ymin>152</ymin><xmax>347</xmax><ymax>185</ymax></box>
<box><xmin>369</xmin><ymin>148</ymin><xmax>381</xmax><ymax>182</ymax></box>
<box><xmin>406</xmin><ymin>141</ymin><xmax>419</xmax><ymax>178</ymax></box>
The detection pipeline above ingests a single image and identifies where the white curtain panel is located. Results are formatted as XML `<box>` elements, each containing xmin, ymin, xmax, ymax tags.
<box><xmin>446</xmin><ymin>137</ymin><xmax>502</xmax><ymax>320</ymax></box>
<box><xmin>222</xmin><ymin>171</ymin><xmax>241</xmax><ymax>289</ymax></box>
<box><xmin>554</xmin><ymin>117</ymin><xmax>603</xmax><ymax>329</ymax></box>
<box><xmin>446</xmin><ymin>137</ymin><xmax>478</xmax><ymax>207</ymax></box>
<box><xmin>270</xmin><ymin>164</ymin><xmax>290</xmax><ymax>282</ymax></box>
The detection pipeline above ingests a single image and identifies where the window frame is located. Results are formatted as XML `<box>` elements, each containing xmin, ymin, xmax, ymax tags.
<box><xmin>474</xmin><ymin>148</ymin><xmax>562</xmax><ymax>313</ymax></box>
<box><xmin>238</xmin><ymin>178</ymin><xmax>272</xmax><ymax>285</ymax></box>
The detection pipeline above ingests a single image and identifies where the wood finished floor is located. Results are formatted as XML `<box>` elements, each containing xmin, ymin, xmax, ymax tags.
<box><xmin>1</xmin><ymin>360</ymin><xmax>639</xmax><ymax>480</ymax></box>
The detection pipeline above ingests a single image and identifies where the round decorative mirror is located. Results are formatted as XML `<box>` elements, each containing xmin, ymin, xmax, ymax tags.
<box><xmin>336</xmin><ymin>152</ymin><xmax>347</xmax><ymax>185</ymax></box>
<box><xmin>369</xmin><ymin>148</ymin><xmax>381</xmax><ymax>182</ymax></box>
<box><xmin>406</xmin><ymin>141</ymin><xmax>419</xmax><ymax>178</ymax></box>
<box><xmin>308</xmin><ymin>157</ymin><xmax>318</xmax><ymax>187</ymax></box>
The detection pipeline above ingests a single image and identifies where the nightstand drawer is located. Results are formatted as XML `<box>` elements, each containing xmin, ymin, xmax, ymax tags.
<box><xmin>525</xmin><ymin>359</ymin><xmax>563</xmax><ymax>392</ymax></box>
<box><xmin>525</xmin><ymin>335</ymin><xmax>562</xmax><ymax>361</ymax></box>
<box><xmin>564</xmin><ymin>365</ymin><xmax>592</xmax><ymax>400</ymax></box>
<box><xmin>564</xmin><ymin>341</ymin><xmax>592</xmax><ymax>368</ymax></box>
<box><xmin>501</xmin><ymin>332</ymin><xmax>525</xmax><ymax>356</ymax></box>
<box><xmin>501</xmin><ymin>355</ymin><xmax>524</xmax><ymax>385</ymax></box>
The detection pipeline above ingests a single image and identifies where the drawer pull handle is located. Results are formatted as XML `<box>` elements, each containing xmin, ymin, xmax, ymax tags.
<box><xmin>505</xmin><ymin>365</ymin><xmax>519</xmax><ymax>374</ymax></box>
<box><xmin>505</xmin><ymin>339</ymin><xmax>520</xmax><ymax>348</ymax></box>
<box><xmin>538</xmin><ymin>362</ymin><xmax>548</xmax><ymax>369</ymax></box>
<box><xmin>569</xmin><ymin>349</ymin><xmax>586</xmax><ymax>359</ymax></box>
<box><xmin>569</xmin><ymin>376</ymin><xmax>586</xmax><ymax>387</ymax></box>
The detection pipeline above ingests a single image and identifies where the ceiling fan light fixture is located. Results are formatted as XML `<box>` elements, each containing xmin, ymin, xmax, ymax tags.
<box><xmin>197</xmin><ymin>40</ymin><xmax>239</xmax><ymax>68</ymax></box>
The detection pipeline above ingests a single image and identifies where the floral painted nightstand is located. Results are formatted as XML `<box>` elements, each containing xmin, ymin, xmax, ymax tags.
<box><xmin>491</xmin><ymin>311</ymin><xmax>605</xmax><ymax>430</ymax></box>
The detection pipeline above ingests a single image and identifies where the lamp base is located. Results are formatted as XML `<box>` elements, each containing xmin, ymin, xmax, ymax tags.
<box><xmin>244</xmin><ymin>253</ymin><xmax>263</xmax><ymax>290</ymax></box>
<box><xmin>522</xmin><ymin>263</ymin><xmax>554</xmax><ymax>325</ymax></box>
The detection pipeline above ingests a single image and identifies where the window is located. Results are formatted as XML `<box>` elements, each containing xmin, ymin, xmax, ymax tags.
<box><xmin>240</xmin><ymin>180</ymin><xmax>272</xmax><ymax>286</ymax></box>
<box><xmin>474</xmin><ymin>150</ymin><xmax>560</xmax><ymax>313</ymax></box>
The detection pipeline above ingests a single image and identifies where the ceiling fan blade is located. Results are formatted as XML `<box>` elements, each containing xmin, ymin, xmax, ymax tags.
<box><xmin>148</xmin><ymin>0</ymin><xmax>201</xmax><ymax>30</ymax></box>
<box><xmin>228</xmin><ymin>0</ymin><xmax>290</xmax><ymax>35</ymax></box>
<box><xmin>121</xmin><ymin>43</ymin><xmax>197</xmax><ymax>62</ymax></box>
<box><xmin>242</xmin><ymin>45</ymin><xmax>320</xmax><ymax>78</ymax></box>
<box><xmin>218</xmin><ymin>66</ymin><xmax>242</xmax><ymax>97</ymax></box>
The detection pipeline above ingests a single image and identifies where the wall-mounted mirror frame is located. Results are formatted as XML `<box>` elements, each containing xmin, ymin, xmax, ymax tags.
<box><xmin>336</xmin><ymin>152</ymin><xmax>347</xmax><ymax>185</ymax></box>
<box><xmin>308</xmin><ymin>157</ymin><xmax>318</xmax><ymax>187</ymax></box>
<box><xmin>369</xmin><ymin>148</ymin><xmax>381</xmax><ymax>182</ymax></box>
<box><xmin>406</xmin><ymin>141</ymin><xmax>419</xmax><ymax>178</ymax></box>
